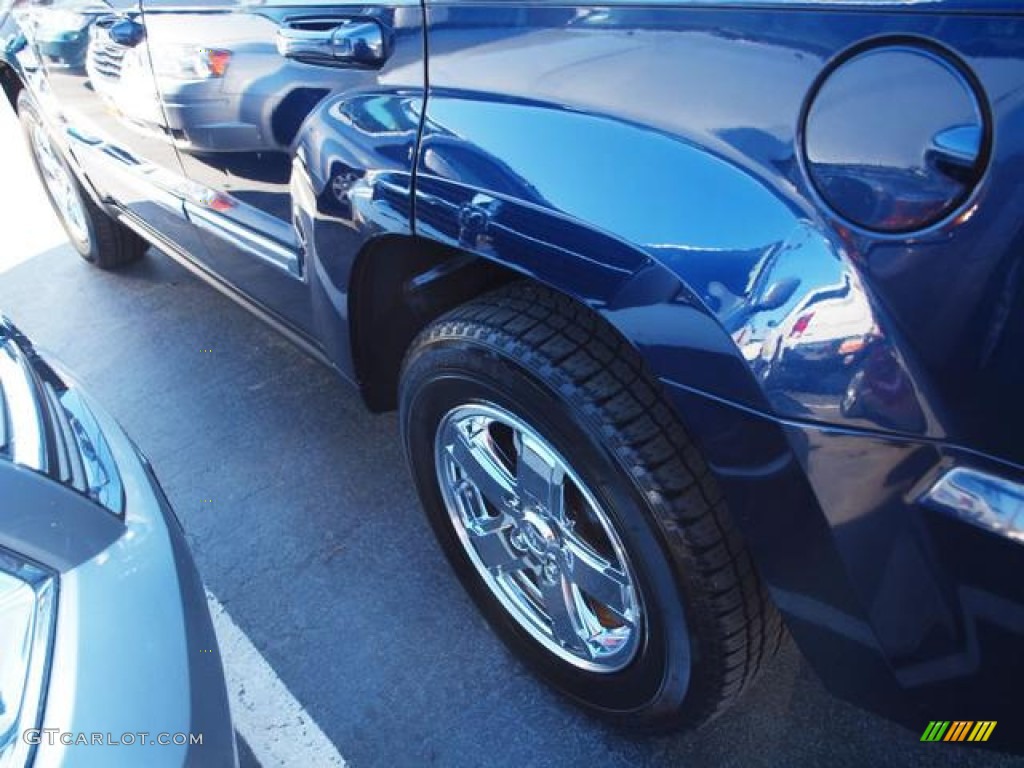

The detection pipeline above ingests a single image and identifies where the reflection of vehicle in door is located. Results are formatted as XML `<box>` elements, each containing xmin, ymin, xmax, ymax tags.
<box><xmin>88</xmin><ymin>13</ymin><xmax>342</xmax><ymax>154</ymax></box>
<box><xmin>19</xmin><ymin>2</ymin><xmax>107</xmax><ymax>71</ymax></box>
<box><xmin>84</xmin><ymin>14</ymin><xmax>167</xmax><ymax>135</ymax></box>
<box><xmin>3</xmin><ymin>0</ymin><xmax>1024</xmax><ymax>749</ymax></box>
<box><xmin>760</xmin><ymin>274</ymin><xmax>876</xmax><ymax>385</ymax></box>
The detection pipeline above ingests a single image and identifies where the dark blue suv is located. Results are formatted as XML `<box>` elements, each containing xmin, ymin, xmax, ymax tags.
<box><xmin>2</xmin><ymin>0</ymin><xmax>1022</xmax><ymax>746</ymax></box>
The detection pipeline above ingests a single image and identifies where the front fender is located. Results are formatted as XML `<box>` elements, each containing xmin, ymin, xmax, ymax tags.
<box><xmin>293</xmin><ymin>88</ymin><xmax>423</xmax><ymax>372</ymax></box>
<box><xmin>413</xmin><ymin>89</ymin><xmax>942</xmax><ymax>441</ymax></box>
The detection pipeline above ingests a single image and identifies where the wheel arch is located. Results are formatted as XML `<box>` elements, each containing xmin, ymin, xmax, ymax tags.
<box><xmin>347</xmin><ymin>234</ymin><xmax>520</xmax><ymax>411</ymax></box>
<box><xmin>346</xmin><ymin>222</ymin><xmax>773</xmax><ymax>433</ymax></box>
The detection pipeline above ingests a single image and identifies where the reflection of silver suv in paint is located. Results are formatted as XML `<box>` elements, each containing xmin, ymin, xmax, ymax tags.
<box><xmin>86</xmin><ymin>12</ymin><xmax>348</xmax><ymax>153</ymax></box>
<box><xmin>17</xmin><ymin>2</ymin><xmax>106</xmax><ymax>71</ymax></box>
<box><xmin>0</xmin><ymin>317</ymin><xmax>237</xmax><ymax>767</ymax></box>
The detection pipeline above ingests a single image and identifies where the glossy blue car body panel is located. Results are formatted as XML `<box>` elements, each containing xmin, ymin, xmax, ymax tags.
<box><xmin>416</xmin><ymin>4</ymin><xmax>1024</xmax><ymax>737</ymax></box>
<box><xmin>418</xmin><ymin>5</ymin><xmax>1023</xmax><ymax>460</ymax></box>
<box><xmin>2</xmin><ymin>0</ymin><xmax>1023</xmax><ymax>743</ymax></box>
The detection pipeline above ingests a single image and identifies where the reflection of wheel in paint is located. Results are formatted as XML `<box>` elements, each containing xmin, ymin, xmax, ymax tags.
<box><xmin>331</xmin><ymin>170</ymin><xmax>362</xmax><ymax>201</ymax></box>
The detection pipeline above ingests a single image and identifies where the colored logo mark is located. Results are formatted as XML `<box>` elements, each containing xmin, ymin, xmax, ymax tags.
<box><xmin>921</xmin><ymin>721</ymin><xmax>997</xmax><ymax>742</ymax></box>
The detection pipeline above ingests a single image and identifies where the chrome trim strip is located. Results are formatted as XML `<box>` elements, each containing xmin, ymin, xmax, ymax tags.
<box><xmin>0</xmin><ymin>342</ymin><xmax>46</xmax><ymax>471</ymax></box>
<box><xmin>923</xmin><ymin>467</ymin><xmax>1024</xmax><ymax>544</ymax></box>
<box><xmin>113</xmin><ymin>209</ymin><xmax>332</xmax><ymax>369</ymax></box>
<box><xmin>184</xmin><ymin>202</ymin><xmax>301</xmax><ymax>277</ymax></box>
<box><xmin>65</xmin><ymin>130</ymin><xmax>187</xmax><ymax>212</ymax></box>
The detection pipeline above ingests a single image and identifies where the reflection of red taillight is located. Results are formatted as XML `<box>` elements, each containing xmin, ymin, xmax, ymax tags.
<box><xmin>209</xmin><ymin>194</ymin><xmax>234</xmax><ymax>212</ymax></box>
<box><xmin>790</xmin><ymin>312</ymin><xmax>814</xmax><ymax>337</ymax></box>
<box><xmin>205</xmin><ymin>49</ymin><xmax>231</xmax><ymax>78</ymax></box>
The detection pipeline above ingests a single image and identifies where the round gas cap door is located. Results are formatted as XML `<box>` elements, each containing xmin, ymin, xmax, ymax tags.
<box><xmin>803</xmin><ymin>44</ymin><xmax>988</xmax><ymax>234</ymax></box>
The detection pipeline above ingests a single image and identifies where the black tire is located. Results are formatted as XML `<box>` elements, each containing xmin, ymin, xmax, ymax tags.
<box><xmin>18</xmin><ymin>90</ymin><xmax>146</xmax><ymax>269</ymax></box>
<box><xmin>399</xmin><ymin>281</ymin><xmax>784</xmax><ymax>731</ymax></box>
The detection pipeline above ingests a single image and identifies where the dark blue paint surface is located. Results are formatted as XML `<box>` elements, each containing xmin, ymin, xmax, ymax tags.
<box><xmin>416</xmin><ymin>5</ymin><xmax>1024</xmax><ymax>736</ymax></box>
<box><xmin>2</xmin><ymin>0</ymin><xmax>1023</xmax><ymax>744</ymax></box>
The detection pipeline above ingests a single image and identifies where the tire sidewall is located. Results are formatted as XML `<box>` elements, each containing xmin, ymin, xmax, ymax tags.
<box><xmin>400</xmin><ymin>337</ymin><xmax>694</xmax><ymax>721</ymax></box>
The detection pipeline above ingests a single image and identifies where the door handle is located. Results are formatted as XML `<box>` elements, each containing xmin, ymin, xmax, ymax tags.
<box><xmin>276</xmin><ymin>20</ymin><xmax>387</xmax><ymax>67</ymax></box>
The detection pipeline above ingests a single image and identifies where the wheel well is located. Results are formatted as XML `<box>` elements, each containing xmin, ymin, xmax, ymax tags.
<box><xmin>0</xmin><ymin>61</ymin><xmax>23</xmax><ymax>110</ymax></box>
<box><xmin>349</xmin><ymin>236</ymin><xmax>520</xmax><ymax>412</ymax></box>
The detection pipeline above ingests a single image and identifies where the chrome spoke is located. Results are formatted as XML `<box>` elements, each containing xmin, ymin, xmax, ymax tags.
<box><xmin>515</xmin><ymin>431</ymin><xmax>565</xmax><ymax>520</ymax></box>
<box><xmin>563</xmin><ymin>540</ymin><xmax>631</xmax><ymax>620</ymax></box>
<box><xmin>446</xmin><ymin>422</ymin><xmax>517</xmax><ymax>514</ymax></box>
<box><xmin>456</xmin><ymin>479</ymin><xmax>518</xmax><ymax>569</ymax></box>
<box><xmin>467</xmin><ymin>525</ymin><xmax>528</xmax><ymax>574</ymax></box>
<box><xmin>541</xmin><ymin>575</ymin><xmax>590</xmax><ymax>657</ymax></box>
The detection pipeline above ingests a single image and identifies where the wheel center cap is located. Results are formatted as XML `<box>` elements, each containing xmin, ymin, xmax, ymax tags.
<box><xmin>520</xmin><ymin>510</ymin><xmax>557</xmax><ymax>557</ymax></box>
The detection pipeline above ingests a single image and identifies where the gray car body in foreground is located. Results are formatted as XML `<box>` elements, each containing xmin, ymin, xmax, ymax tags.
<box><xmin>0</xmin><ymin>318</ymin><xmax>236</xmax><ymax>767</ymax></box>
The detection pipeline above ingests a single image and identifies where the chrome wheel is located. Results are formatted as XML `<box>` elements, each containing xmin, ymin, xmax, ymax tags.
<box><xmin>435</xmin><ymin>402</ymin><xmax>643</xmax><ymax>672</ymax></box>
<box><xmin>30</xmin><ymin>121</ymin><xmax>89</xmax><ymax>245</ymax></box>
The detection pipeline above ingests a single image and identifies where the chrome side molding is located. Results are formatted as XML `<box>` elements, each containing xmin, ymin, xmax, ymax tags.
<box><xmin>923</xmin><ymin>467</ymin><xmax>1024</xmax><ymax>544</ymax></box>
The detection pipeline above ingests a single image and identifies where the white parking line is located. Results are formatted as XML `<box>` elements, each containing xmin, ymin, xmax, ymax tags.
<box><xmin>206</xmin><ymin>592</ymin><xmax>347</xmax><ymax>768</ymax></box>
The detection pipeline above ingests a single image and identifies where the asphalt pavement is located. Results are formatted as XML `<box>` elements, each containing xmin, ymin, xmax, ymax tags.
<box><xmin>1</xmin><ymin>103</ymin><xmax>1019</xmax><ymax>768</ymax></box>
